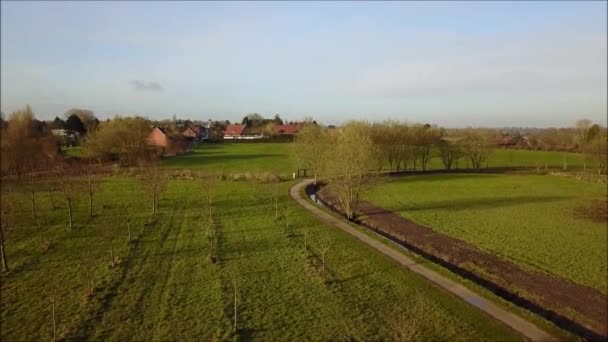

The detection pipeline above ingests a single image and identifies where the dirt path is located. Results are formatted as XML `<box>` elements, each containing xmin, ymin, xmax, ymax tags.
<box><xmin>290</xmin><ymin>179</ymin><xmax>555</xmax><ymax>342</ymax></box>
<box><xmin>314</xmin><ymin>183</ymin><xmax>608</xmax><ymax>341</ymax></box>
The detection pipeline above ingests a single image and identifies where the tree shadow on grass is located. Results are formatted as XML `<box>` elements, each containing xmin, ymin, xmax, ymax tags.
<box><xmin>368</xmin><ymin>195</ymin><xmax>572</xmax><ymax>215</ymax></box>
<box><xmin>167</xmin><ymin>153</ymin><xmax>284</xmax><ymax>166</ymax></box>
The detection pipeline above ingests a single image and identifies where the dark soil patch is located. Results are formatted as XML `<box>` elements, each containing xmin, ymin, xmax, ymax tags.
<box><xmin>574</xmin><ymin>200</ymin><xmax>608</xmax><ymax>224</ymax></box>
<box><xmin>317</xmin><ymin>187</ymin><xmax>608</xmax><ymax>341</ymax></box>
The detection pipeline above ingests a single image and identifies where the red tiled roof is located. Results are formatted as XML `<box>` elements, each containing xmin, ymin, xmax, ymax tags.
<box><xmin>224</xmin><ymin>124</ymin><xmax>246</xmax><ymax>136</ymax></box>
<box><xmin>275</xmin><ymin>124</ymin><xmax>300</xmax><ymax>134</ymax></box>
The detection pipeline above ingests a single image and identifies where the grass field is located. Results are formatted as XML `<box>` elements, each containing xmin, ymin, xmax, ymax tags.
<box><xmin>161</xmin><ymin>143</ymin><xmax>296</xmax><ymax>177</ymax></box>
<box><xmin>160</xmin><ymin>142</ymin><xmax>592</xmax><ymax>175</ymax></box>
<box><xmin>364</xmin><ymin>173</ymin><xmax>608</xmax><ymax>293</ymax></box>
<box><xmin>0</xmin><ymin>177</ymin><xmax>520</xmax><ymax>340</ymax></box>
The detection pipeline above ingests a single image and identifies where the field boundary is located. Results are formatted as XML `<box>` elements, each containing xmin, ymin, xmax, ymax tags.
<box><xmin>289</xmin><ymin>179</ymin><xmax>555</xmax><ymax>342</ymax></box>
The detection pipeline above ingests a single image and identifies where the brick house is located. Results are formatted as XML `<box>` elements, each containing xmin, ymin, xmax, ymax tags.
<box><xmin>274</xmin><ymin>123</ymin><xmax>302</xmax><ymax>135</ymax></box>
<box><xmin>223</xmin><ymin>124</ymin><xmax>247</xmax><ymax>139</ymax></box>
<box><xmin>182</xmin><ymin>124</ymin><xmax>208</xmax><ymax>141</ymax></box>
<box><xmin>147</xmin><ymin>126</ymin><xmax>186</xmax><ymax>156</ymax></box>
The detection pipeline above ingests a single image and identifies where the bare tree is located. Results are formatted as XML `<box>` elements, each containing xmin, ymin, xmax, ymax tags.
<box><xmin>303</xmin><ymin>227</ymin><xmax>310</xmax><ymax>251</ymax></box>
<box><xmin>79</xmin><ymin>248</ymin><xmax>95</xmax><ymax>297</ymax></box>
<box><xmin>205</xmin><ymin>219</ymin><xmax>217</xmax><ymax>264</ymax></box>
<box><xmin>47</xmin><ymin>182</ymin><xmax>58</xmax><ymax>210</ymax></box>
<box><xmin>270</xmin><ymin>181</ymin><xmax>280</xmax><ymax>221</ymax></box>
<box><xmin>576</xmin><ymin>119</ymin><xmax>593</xmax><ymax>143</ymax></box>
<box><xmin>35</xmin><ymin>215</ymin><xmax>51</xmax><ymax>250</ymax></box>
<box><xmin>0</xmin><ymin>198</ymin><xmax>14</xmax><ymax>272</ymax></box>
<box><xmin>584</xmin><ymin>135</ymin><xmax>608</xmax><ymax>174</ymax></box>
<box><xmin>121</xmin><ymin>203</ymin><xmax>134</xmax><ymax>242</ymax></box>
<box><xmin>317</xmin><ymin>233</ymin><xmax>332</xmax><ymax>275</ymax></box>
<box><xmin>437</xmin><ymin>138</ymin><xmax>463</xmax><ymax>170</ymax></box>
<box><xmin>293</xmin><ymin>122</ymin><xmax>331</xmax><ymax>185</ymax></box>
<box><xmin>391</xmin><ymin>295</ymin><xmax>429</xmax><ymax>342</ymax></box>
<box><xmin>47</xmin><ymin>282</ymin><xmax>58</xmax><ymax>342</ymax></box>
<box><xmin>460</xmin><ymin>131</ymin><xmax>493</xmax><ymax>169</ymax></box>
<box><xmin>82</xmin><ymin>162</ymin><xmax>101</xmax><ymax>219</ymax></box>
<box><xmin>55</xmin><ymin>166</ymin><xmax>77</xmax><ymax>230</ymax></box>
<box><xmin>325</xmin><ymin>122</ymin><xmax>377</xmax><ymax>220</ymax></box>
<box><xmin>23</xmin><ymin>171</ymin><xmax>39</xmax><ymax>221</ymax></box>
<box><xmin>201</xmin><ymin>176</ymin><xmax>214</xmax><ymax>221</ymax></box>
<box><xmin>101</xmin><ymin>222</ymin><xmax>120</xmax><ymax>268</ymax></box>
<box><xmin>230</xmin><ymin>265</ymin><xmax>240</xmax><ymax>332</ymax></box>
<box><xmin>139</xmin><ymin>160</ymin><xmax>168</xmax><ymax>214</ymax></box>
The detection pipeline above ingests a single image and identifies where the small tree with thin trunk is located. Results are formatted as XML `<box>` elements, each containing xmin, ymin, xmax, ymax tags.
<box><xmin>23</xmin><ymin>171</ymin><xmax>39</xmax><ymax>221</ymax></box>
<box><xmin>101</xmin><ymin>221</ymin><xmax>120</xmax><ymax>268</ymax></box>
<box><xmin>317</xmin><ymin>233</ymin><xmax>332</xmax><ymax>276</ymax></box>
<box><xmin>121</xmin><ymin>203</ymin><xmax>134</xmax><ymax>243</ymax></box>
<box><xmin>584</xmin><ymin>135</ymin><xmax>608</xmax><ymax>174</ymax></box>
<box><xmin>303</xmin><ymin>227</ymin><xmax>310</xmax><ymax>252</ymax></box>
<box><xmin>55</xmin><ymin>166</ymin><xmax>77</xmax><ymax>230</ymax></box>
<box><xmin>46</xmin><ymin>280</ymin><xmax>59</xmax><ymax>341</ymax></box>
<box><xmin>82</xmin><ymin>161</ymin><xmax>101</xmax><ymax>219</ymax></box>
<box><xmin>0</xmin><ymin>198</ymin><xmax>14</xmax><ymax>272</ymax></box>
<box><xmin>47</xmin><ymin>182</ymin><xmax>58</xmax><ymax>210</ymax></box>
<box><xmin>79</xmin><ymin>248</ymin><xmax>95</xmax><ymax>297</ymax></box>
<box><xmin>271</xmin><ymin>181</ymin><xmax>280</xmax><ymax>221</ymax></box>
<box><xmin>391</xmin><ymin>294</ymin><xmax>429</xmax><ymax>342</ymax></box>
<box><xmin>201</xmin><ymin>176</ymin><xmax>214</xmax><ymax>222</ymax></box>
<box><xmin>138</xmin><ymin>159</ymin><xmax>168</xmax><ymax>215</ymax></box>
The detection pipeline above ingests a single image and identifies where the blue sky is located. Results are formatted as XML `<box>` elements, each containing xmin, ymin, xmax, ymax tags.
<box><xmin>1</xmin><ymin>1</ymin><xmax>606</xmax><ymax>127</ymax></box>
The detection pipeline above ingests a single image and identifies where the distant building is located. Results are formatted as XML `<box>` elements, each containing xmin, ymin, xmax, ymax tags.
<box><xmin>274</xmin><ymin>123</ymin><xmax>302</xmax><ymax>135</ymax></box>
<box><xmin>182</xmin><ymin>124</ymin><xmax>208</xmax><ymax>141</ymax></box>
<box><xmin>147</xmin><ymin>126</ymin><xmax>186</xmax><ymax>156</ymax></box>
<box><xmin>223</xmin><ymin>124</ymin><xmax>246</xmax><ymax>139</ymax></box>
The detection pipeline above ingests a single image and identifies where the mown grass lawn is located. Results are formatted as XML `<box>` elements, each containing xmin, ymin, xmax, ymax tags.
<box><xmin>162</xmin><ymin>143</ymin><xmax>296</xmax><ymax>177</ymax></box>
<box><xmin>161</xmin><ymin>142</ymin><xmax>591</xmax><ymax>175</ymax></box>
<box><xmin>364</xmin><ymin>173</ymin><xmax>608</xmax><ymax>293</ymax></box>
<box><xmin>1</xmin><ymin>177</ymin><xmax>520</xmax><ymax>341</ymax></box>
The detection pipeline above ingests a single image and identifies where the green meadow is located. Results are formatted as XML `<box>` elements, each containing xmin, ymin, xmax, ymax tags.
<box><xmin>161</xmin><ymin>143</ymin><xmax>296</xmax><ymax>177</ymax></box>
<box><xmin>0</xmin><ymin>177</ymin><xmax>519</xmax><ymax>341</ymax></box>
<box><xmin>364</xmin><ymin>173</ymin><xmax>608</xmax><ymax>293</ymax></box>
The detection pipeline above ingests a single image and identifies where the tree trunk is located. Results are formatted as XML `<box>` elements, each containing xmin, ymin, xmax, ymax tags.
<box><xmin>38</xmin><ymin>224</ymin><xmax>44</xmax><ymax>246</ymax></box>
<box><xmin>51</xmin><ymin>300</ymin><xmax>56</xmax><ymax>342</ymax></box>
<box><xmin>152</xmin><ymin>191</ymin><xmax>156</xmax><ymax>214</ymax></box>
<box><xmin>233</xmin><ymin>277</ymin><xmax>238</xmax><ymax>331</ymax></box>
<box><xmin>67</xmin><ymin>199</ymin><xmax>73</xmax><ymax>230</ymax></box>
<box><xmin>109</xmin><ymin>239</ymin><xmax>115</xmax><ymax>267</ymax></box>
<box><xmin>88</xmin><ymin>190</ymin><xmax>93</xmax><ymax>219</ymax></box>
<box><xmin>49</xmin><ymin>189</ymin><xmax>57</xmax><ymax>209</ymax></box>
<box><xmin>31</xmin><ymin>191</ymin><xmax>37</xmax><ymax>220</ymax></box>
<box><xmin>321</xmin><ymin>254</ymin><xmax>326</xmax><ymax>273</ymax></box>
<box><xmin>1</xmin><ymin>240</ymin><xmax>8</xmax><ymax>272</ymax></box>
<box><xmin>86</xmin><ymin>266</ymin><xmax>92</xmax><ymax>296</ymax></box>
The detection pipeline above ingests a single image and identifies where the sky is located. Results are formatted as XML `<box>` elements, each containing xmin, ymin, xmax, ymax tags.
<box><xmin>1</xmin><ymin>1</ymin><xmax>607</xmax><ymax>127</ymax></box>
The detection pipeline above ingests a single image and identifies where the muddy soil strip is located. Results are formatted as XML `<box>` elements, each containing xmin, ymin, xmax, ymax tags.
<box><xmin>314</xmin><ymin>183</ymin><xmax>608</xmax><ymax>341</ymax></box>
<box><xmin>290</xmin><ymin>179</ymin><xmax>556</xmax><ymax>341</ymax></box>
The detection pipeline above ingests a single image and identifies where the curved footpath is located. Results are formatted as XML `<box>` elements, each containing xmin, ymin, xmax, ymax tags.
<box><xmin>289</xmin><ymin>179</ymin><xmax>555</xmax><ymax>342</ymax></box>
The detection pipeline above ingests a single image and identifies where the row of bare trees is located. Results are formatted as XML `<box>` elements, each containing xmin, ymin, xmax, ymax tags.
<box><xmin>293</xmin><ymin>121</ymin><xmax>494</xmax><ymax>220</ymax></box>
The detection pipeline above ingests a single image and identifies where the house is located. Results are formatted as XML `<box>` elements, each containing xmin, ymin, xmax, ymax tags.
<box><xmin>51</xmin><ymin>129</ymin><xmax>80</xmax><ymax>146</ymax></box>
<box><xmin>147</xmin><ymin>126</ymin><xmax>186</xmax><ymax>156</ymax></box>
<box><xmin>223</xmin><ymin>124</ymin><xmax>247</xmax><ymax>139</ymax></box>
<box><xmin>182</xmin><ymin>124</ymin><xmax>208</xmax><ymax>141</ymax></box>
<box><xmin>274</xmin><ymin>123</ymin><xmax>301</xmax><ymax>135</ymax></box>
